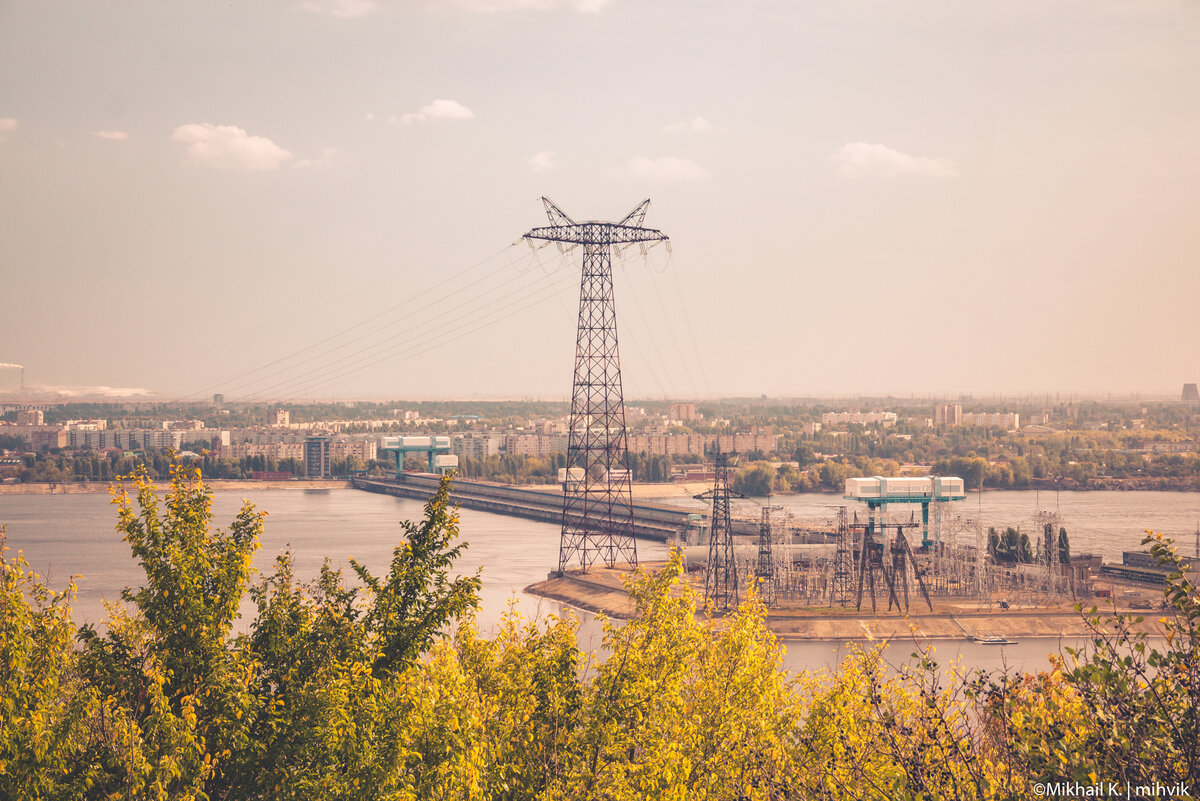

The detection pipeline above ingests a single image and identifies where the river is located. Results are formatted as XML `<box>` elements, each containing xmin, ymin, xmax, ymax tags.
<box><xmin>2</xmin><ymin>487</ymin><xmax>1195</xmax><ymax>675</ymax></box>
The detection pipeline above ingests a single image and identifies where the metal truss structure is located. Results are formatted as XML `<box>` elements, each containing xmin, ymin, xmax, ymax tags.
<box><xmin>523</xmin><ymin>197</ymin><xmax>669</xmax><ymax>574</ymax></box>
<box><xmin>829</xmin><ymin>507</ymin><xmax>857</xmax><ymax>607</ymax></box>
<box><xmin>696</xmin><ymin>452</ymin><xmax>744</xmax><ymax>612</ymax></box>
<box><xmin>855</xmin><ymin>521</ymin><xmax>933</xmax><ymax>614</ymax></box>
<box><xmin>756</xmin><ymin>504</ymin><xmax>783</xmax><ymax>606</ymax></box>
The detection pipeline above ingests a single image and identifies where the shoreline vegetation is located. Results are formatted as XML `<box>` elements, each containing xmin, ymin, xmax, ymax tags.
<box><xmin>0</xmin><ymin>478</ymin><xmax>350</xmax><ymax>495</ymax></box>
<box><xmin>3</xmin><ymin>469</ymin><xmax>1198</xmax><ymax>797</ymax></box>
<box><xmin>3</xmin><ymin>475</ymin><xmax>1197</xmax><ymax>496</ymax></box>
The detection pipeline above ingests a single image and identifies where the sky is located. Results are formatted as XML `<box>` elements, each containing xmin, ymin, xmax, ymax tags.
<box><xmin>1</xmin><ymin>0</ymin><xmax>1198</xmax><ymax>401</ymax></box>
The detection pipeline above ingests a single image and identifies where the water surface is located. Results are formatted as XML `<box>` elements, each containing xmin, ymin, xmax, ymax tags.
<box><xmin>4</xmin><ymin>487</ymin><xmax>1190</xmax><ymax>675</ymax></box>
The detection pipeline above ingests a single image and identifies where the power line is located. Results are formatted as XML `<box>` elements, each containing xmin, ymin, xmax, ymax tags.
<box><xmin>169</xmin><ymin>241</ymin><xmax>522</xmax><ymax>404</ymax></box>
<box><xmin>215</xmin><ymin>243</ymin><xmax>550</xmax><ymax>398</ymax></box>
<box><xmin>238</xmin><ymin>262</ymin><xmax>566</xmax><ymax>401</ymax></box>
<box><xmin>643</xmin><ymin>247</ymin><xmax>699</xmax><ymax>397</ymax></box>
<box><xmin>252</xmin><ymin>268</ymin><xmax>581</xmax><ymax>402</ymax></box>
<box><xmin>235</xmin><ymin>247</ymin><xmax>561</xmax><ymax>401</ymax></box>
<box><xmin>618</xmin><ymin>255</ymin><xmax>678</xmax><ymax>399</ymax></box>
<box><xmin>131</xmin><ymin>198</ymin><xmax>545</xmax><ymax>389</ymax></box>
<box><xmin>666</xmin><ymin>249</ymin><xmax>712</xmax><ymax>396</ymax></box>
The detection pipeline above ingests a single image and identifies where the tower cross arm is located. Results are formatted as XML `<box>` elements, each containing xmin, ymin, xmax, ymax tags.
<box><xmin>694</xmin><ymin>488</ymin><xmax>746</xmax><ymax>501</ymax></box>
<box><xmin>523</xmin><ymin>222</ymin><xmax>669</xmax><ymax>246</ymax></box>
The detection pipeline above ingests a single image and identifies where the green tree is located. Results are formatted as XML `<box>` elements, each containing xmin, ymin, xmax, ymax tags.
<box><xmin>352</xmin><ymin>472</ymin><xmax>481</xmax><ymax>673</ymax></box>
<box><xmin>1058</xmin><ymin>527</ymin><xmax>1071</xmax><ymax>564</ymax></box>
<box><xmin>78</xmin><ymin>463</ymin><xmax>263</xmax><ymax>794</ymax></box>
<box><xmin>734</xmin><ymin>463</ymin><xmax>775</xmax><ymax>497</ymax></box>
<box><xmin>0</xmin><ymin>532</ymin><xmax>94</xmax><ymax>799</ymax></box>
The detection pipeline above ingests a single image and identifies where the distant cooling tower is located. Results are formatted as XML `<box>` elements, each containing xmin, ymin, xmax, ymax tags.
<box><xmin>1184</xmin><ymin>383</ymin><xmax>1200</xmax><ymax>403</ymax></box>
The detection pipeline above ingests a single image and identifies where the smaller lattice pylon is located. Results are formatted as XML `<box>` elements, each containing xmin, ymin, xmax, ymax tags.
<box><xmin>1034</xmin><ymin>509</ymin><xmax>1064</xmax><ymax>596</ymax></box>
<box><xmin>756</xmin><ymin>504</ymin><xmax>783</xmax><ymax>606</ymax></box>
<box><xmin>695</xmin><ymin>452</ymin><xmax>744</xmax><ymax>612</ymax></box>
<box><xmin>830</xmin><ymin>507</ymin><xmax>857</xmax><ymax>607</ymax></box>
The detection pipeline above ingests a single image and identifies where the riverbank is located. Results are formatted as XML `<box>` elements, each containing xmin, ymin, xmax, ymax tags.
<box><xmin>526</xmin><ymin>563</ymin><xmax>1161</xmax><ymax>642</ymax></box>
<box><xmin>0</xmin><ymin>479</ymin><xmax>350</xmax><ymax>495</ymax></box>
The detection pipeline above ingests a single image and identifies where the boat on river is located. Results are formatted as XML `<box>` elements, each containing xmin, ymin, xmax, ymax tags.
<box><xmin>977</xmin><ymin>635</ymin><xmax>1017</xmax><ymax>645</ymax></box>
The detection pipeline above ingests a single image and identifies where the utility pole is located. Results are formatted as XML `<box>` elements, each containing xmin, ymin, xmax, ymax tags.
<box><xmin>523</xmin><ymin>198</ymin><xmax>668</xmax><ymax>574</ymax></box>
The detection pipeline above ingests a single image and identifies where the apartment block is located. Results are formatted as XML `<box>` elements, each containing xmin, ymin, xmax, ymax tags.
<box><xmin>822</xmin><ymin>412</ymin><xmax>899</xmax><ymax>427</ymax></box>
<box><xmin>961</xmin><ymin>412</ymin><xmax>1020</xmax><ymax>429</ymax></box>
<box><xmin>934</xmin><ymin>404</ymin><xmax>963</xmax><ymax>426</ymax></box>
<box><xmin>667</xmin><ymin>402</ymin><xmax>698</xmax><ymax>421</ymax></box>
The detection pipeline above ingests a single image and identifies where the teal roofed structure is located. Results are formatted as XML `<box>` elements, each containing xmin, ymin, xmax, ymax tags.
<box><xmin>844</xmin><ymin>476</ymin><xmax>967</xmax><ymax>546</ymax></box>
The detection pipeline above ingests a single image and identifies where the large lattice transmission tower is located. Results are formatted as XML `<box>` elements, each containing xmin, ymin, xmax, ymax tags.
<box><xmin>696</xmin><ymin>453</ymin><xmax>744</xmax><ymax>611</ymax></box>
<box><xmin>523</xmin><ymin>197</ymin><xmax>669</xmax><ymax>574</ymax></box>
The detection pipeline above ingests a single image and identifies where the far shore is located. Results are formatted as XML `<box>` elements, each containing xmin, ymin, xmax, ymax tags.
<box><xmin>0</xmin><ymin>479</ymin><xmax>351</xmax><ymax>495</ymax></box>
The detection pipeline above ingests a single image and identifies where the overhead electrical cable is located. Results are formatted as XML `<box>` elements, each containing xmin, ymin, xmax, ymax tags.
<box><xmin>666</xmin><ymin>249</ymin><xmax>712</xmax><ymax>396</ymax></box>
<box><xmin>146</xmin><ymin>198</ymin><xmax>546</xmax><ymax>392</ymax></box>
<box><xmin>235</xmin><ymin>249</ymin><xmax>563</xmax><ymax>401</ymax></box>
<box><xmin>213</xmin><ymin>243</ymin><xmax>549</xmax><ymax>397</ymax></box>
<box><xmin>644</xmin><ymin>249</ymin><xmax>699</xmax><ymax>398</ymax></box>
<box><xmin>617</xmin><ymin>255</ymin><xmax>678</xmax><ymax>399</ymax></box>
<box><xmin>250</xmin><ymin>269</ymin><xmax>582</xmax><ymax>402</ymax></box>
<box><xmin>168</xmin><ymin>240</ymin><xmax>524</xmax><ymax>404</ymax></box>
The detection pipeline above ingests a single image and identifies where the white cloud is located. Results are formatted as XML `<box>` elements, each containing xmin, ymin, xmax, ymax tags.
<box><xmin>528</xmin><ymin>150</ymin><xmax>556</xmax><ymax>172</ymax></box>
<box><xmin>662</xmin><ymin>116</ymin><xmax>715</xmax><ymax>134</ymax></box>
<box><xmin>830</xmin><ymin>142</ymin><xmax>958</xmax><ymax>178</ymax></box>
<box><xmin>398</xmin><ymin>99</ymin><xmax>474</xmax><ymax>125</ymax></box>
<box><xmin>170</xmin><ymin>123</ymin><xmax>293</xmax><ymax>171</ymax></box>
<box><xmin>301</xmin><ymin>0</ymin><xmax>379</xmax><ymax>18</ymax></box>
<box><xmin>293</xmin><ymin>147</ymin><xmax>340</xmax><ymax>169</ymax></box>
<box><xmin>302</xmin><ymin>0</ymin><xmax>607</xmax><ymax>15</ymax></box>
<box><xmin>92</xmin><ymin>130</ymin><xmax>130</xmax><ymax>141</ymax></box>
<box><xmin>0</xmin><ymin>118</ymin><xmax>17</xmax><ymax>132</ymax></box>
<box><xmin>615</xmin><ymin>156</ymin><xmax>709</xmax><ymax>184</ymax></box>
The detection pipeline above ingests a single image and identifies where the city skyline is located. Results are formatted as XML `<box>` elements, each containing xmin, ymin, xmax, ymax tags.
<box><xmin>2</xmin><ymin>1</ymin><xmax>1198</xmax><ymax>399</ymax></box>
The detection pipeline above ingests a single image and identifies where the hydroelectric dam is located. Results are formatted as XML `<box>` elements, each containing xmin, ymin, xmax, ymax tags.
<box><xmin>351</xmin><ymin>474</ymin><xmax>703</xmax><ymax>542</ymax></box>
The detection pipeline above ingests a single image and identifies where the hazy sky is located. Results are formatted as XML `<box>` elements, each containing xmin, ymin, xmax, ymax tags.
<box><xmin>2</xmin><ymin>0</ymin><xmax>1198</xmax><ymax>401</ymax></box>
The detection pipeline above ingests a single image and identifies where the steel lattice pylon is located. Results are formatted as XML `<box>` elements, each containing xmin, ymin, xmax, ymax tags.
<box><xmin>756</xmin><ymin>504</ymin><xmax>782</xmax><ymax>606</ymax></box>
<box><xmin>830</xmin><ymin>507</ymin><xmax>857</xmax><ymax>607</ymax></box>
<box><xmin>696</xmin><ymin>452</ymin><xmax>744</xmax><ymax>611</ymax></box>
<box><xmin>523</xmin><ymin>197</ymin><xmax>669</xmax><ymax>574</ymax></box>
